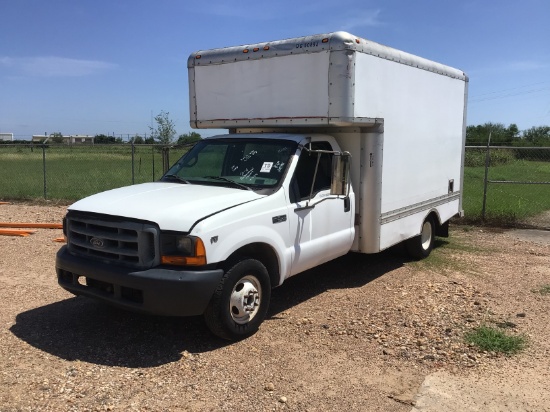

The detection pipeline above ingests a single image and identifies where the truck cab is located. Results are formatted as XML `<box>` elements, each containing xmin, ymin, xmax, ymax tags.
<box><xmin>57</xmin><ymin>133</ymin><xmax>354</xmax><ymax>339</ymax></box>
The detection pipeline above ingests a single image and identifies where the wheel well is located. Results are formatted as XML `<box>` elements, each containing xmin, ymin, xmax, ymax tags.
<box><xmin>426</xmin><ymin>210</ymin><xmax>449</xmax><ymax>237</ymax></box>
<box><xmin>224</xmin><ymin>243</ymin><xmax>280</xmax><ymax>288</ymax></box>
<box><xmin>426</xmin><ymin>211</ymin><xmax>440</xmax><ymax>228</ymax></box>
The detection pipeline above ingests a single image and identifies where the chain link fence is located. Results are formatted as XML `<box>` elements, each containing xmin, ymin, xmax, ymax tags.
<box><xmin>463</xmin><ymin>146</ymin><xmax>550</xmax><ymax>229</ymax></box>
<box><xmin>0</xmin><ymin>143</ymin><xmax>190</xmax><ymax>201</ymax></box>
<box><xmin>1</xmin><ymin>143</ymin><xmax>549</xmax><ymax>229</ymax></box>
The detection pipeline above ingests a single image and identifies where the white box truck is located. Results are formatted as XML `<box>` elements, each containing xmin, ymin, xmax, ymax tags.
<box><xmin>56</xmin><ymin>32</ymin><xmax>468</xmax><ymax>340</ymax></box>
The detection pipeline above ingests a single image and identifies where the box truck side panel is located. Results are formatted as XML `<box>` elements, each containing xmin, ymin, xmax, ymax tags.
<box><xmin>354</xmin><ymin>52</ymin><xmax>466</xmax><ymax>214</ymax></box>
<box><xmin>192</xmin><ymin>52</ymin><xmax>331</xmax><ymax>124</ymax></box>
<box><xmin>379</xmin><ymin>199</ymin><xmax>460</xmax><ymax>250</ymax></box>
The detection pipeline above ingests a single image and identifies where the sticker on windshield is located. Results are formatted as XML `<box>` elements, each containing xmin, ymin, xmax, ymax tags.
<box><xmin>260</xmin><ymin>162</ymin><xmax>273</xmax><ymax>173</ymax></box>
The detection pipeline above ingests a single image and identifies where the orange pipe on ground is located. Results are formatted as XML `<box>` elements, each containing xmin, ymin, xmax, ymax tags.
<box><xmin>0</xmin><ymin>222</ymin><xmax>63</xmax><ymax>229</ymax></box>
<box><xmin>53</xmin><ymin>237</ymin><xmax>66</xmax><ymax>243</ymax></box>
<box><xmin>0</xmin><ymin>229</ymin><xmax>36</xmax><ymax>236</ymax></box>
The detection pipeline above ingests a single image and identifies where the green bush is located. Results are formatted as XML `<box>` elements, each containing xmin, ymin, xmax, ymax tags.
<box><xmin>464</xmin><ymin>148</ymin><xmax>515</xmax><ymax>167</ymax></box>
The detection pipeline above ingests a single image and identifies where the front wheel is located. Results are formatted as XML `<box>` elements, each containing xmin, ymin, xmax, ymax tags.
<box><xmin>406</xmin><ymin>216</ymin><xmax>435</xmax><ymax>259</ymax></box>
<box><xmin>204</xmin><ymin>258</ymin><xmax>271</xmax><ymax>340</ymax></box>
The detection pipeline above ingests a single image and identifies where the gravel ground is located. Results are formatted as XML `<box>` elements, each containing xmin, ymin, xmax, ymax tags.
<box><xmin>0</xmin><ymin>202</ymin><xmax>549</xmax><ymax>411</ymax></box>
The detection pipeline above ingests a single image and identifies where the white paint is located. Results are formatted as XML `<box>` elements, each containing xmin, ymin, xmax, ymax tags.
<box><xmin>194</xmin><ymin>52</ymin><xmax>330</xmax><ymax>121</ymax></box>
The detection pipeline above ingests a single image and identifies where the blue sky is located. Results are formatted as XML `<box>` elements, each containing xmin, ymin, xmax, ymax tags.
<box><xmin>1</xmin><ymin>0</ymin><xmax>549</xmax><ymax>140</ymax></box>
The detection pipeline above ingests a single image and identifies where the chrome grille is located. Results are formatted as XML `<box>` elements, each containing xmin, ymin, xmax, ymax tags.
<box><xmin>66</xmin><ymin>213</ymin><xmax>158</xmax><ymax>268</ymax></box>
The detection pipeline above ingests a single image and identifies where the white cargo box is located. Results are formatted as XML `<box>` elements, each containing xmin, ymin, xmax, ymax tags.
<box><xmin>188</xmin><ymin>32</ymin><xmax>468</xmax><ymax>254</ymax></box>
<box><xmin>187</xmin><ymin>31</ymin><xmax>467</xmax><ymax>129</ymax></box>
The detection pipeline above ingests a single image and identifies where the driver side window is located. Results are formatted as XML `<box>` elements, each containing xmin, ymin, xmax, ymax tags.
<box><xmin>290</xmin><ymin>141</ymin><xmax>333</xmax><ymax>202</ymax></box>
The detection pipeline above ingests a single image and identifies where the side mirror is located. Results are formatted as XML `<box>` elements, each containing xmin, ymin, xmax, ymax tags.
<box><xmin>330</xmin><ymin>152</ymin><xmax>351</xmax><ymax>197</ymax></box>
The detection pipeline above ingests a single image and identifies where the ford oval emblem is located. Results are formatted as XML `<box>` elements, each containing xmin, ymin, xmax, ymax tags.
<box><xmin>90</xmin><ymin>237</ymin><xmax>105</xmax><ymax>248</ymax></box>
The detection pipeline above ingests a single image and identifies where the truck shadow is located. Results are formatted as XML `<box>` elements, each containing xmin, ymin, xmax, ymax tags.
<box><xmin>10</xmin><ymin>242</ymin><xmax>433</xmax><ymax>368</ymax></box>
<box><xmin>10</xmin><ymin>299</ymin><xmax>219</xmax><ymax>368</ymax></box>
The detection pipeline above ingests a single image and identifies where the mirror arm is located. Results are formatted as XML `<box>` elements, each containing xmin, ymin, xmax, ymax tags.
<box><xmin>307</xmin><ymin>153</ymin><xmax>322</xmax><ymax>203</ymax></box>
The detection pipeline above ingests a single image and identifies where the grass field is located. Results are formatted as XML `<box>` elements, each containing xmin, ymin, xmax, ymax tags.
<box><xmin>1</xmin><ymin>145</ymin><xmax>549</xmax><ymax>226</ymax></box>
<box><xmin>0</xmin><ymin>145</ymin><xmax>189</xmax><ymax>200</ymax></box>
<box><xmin>463</xmin><ymin>159</ymin><xmax>550</xmax><ymax>224</ymax></box>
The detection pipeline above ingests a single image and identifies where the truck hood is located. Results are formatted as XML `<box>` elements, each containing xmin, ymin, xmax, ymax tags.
<box><xmin>68</xmin><ymin>182</ymin><xmax>264</xmax><ymax>232</ymax></box>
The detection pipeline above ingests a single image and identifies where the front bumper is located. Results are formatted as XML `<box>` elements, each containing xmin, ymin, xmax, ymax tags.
<box><xmin>56</xmin><ymin>246</ymin><xmax>224</xmax><ymax>316</ymax></box>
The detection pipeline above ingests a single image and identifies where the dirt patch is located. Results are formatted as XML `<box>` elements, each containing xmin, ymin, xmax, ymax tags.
<box><xmin>523</xmin><ymin>210</ymin><xmax>550</xmax><ymax>230</ymax></box>
<box><xmin>0</xmin><ymin>204</ymin><xmax>549</xmax><ymax>411</ymax></box>
<box><xmin>510</xmin><ymin>229</ymin><xmax>550</xmax><ymax>246</ymax></box>
<box><xmin>412</xmin><ymin>364</ymin><xmax>550</xmax><ymax>412</ymax></box>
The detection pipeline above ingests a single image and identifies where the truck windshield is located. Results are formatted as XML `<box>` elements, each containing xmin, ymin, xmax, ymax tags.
<box><xmin>162</xmin><ymin>138</ymin><xmax>298</xmax><ymax>190</ymax></box>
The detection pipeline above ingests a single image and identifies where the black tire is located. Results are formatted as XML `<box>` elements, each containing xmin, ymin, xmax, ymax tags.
<box><xmin>204</xmin><ymin>258</ymin><xmax>271</xmax><ymax>340</ymax></box>
<box><xmin>406</xmin><ymin>216</ymin><xmax>435</xmax><ymax>259</ymax></box>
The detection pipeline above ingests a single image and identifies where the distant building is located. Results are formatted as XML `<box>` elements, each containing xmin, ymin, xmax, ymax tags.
<box><xmin>32</xmin><ymin>135</ymin><xmax>47</xmax><ymax>143</ymax></box>
<box><xmin>31</xmin><ymin>134</ymin><xmax>95</xmax><ymax>144</ymax></box>
<box><xmin>66</xmin><ymin>135</ymin><xmax>95</xmax><ymax>144</ymax></box>
<box><xmin>0</xmin><ymin>133</ymin><xmax>14</xmax><ymax>141</ymax></box>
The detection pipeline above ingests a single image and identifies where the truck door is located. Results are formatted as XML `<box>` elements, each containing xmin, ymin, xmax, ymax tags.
<box><xmin>287</xmin><ymin>141</ymin><xmax>354</xmax><ymax>276</ymax></box>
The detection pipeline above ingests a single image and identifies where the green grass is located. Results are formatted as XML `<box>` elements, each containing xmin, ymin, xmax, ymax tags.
<box><xmin>463</xmin><ymin>158</ymin><xmax>550</xmax><ymax>225</ymax></box>
<box><xmin>465</xmin><ymin>325</ymin><xmax>526</xmax><ymax>354</ymax></box>
<box><xmin>408</xmin><ymin>229</ymin><xmax>495</xmax><ymax>274</ymax></box>
<box><xmin>532</xmin><ymin>284</ymin><xmax>550</xmax><ymax>295</ymax></box>
<box><xmin>0</xmin><ymin>145</ymin><xmax>189</xmax><ymax>201</ymax></box>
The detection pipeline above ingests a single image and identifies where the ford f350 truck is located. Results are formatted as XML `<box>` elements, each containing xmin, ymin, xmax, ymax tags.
<box><xmin>56</xmin><ymin>32</ymin><xmax>468</xmax><ymax>340</ymax></box>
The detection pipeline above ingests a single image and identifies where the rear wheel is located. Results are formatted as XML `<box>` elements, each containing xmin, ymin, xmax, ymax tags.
<box><xmin>204</xmin><ymin>258</ymin><xmax>271</xmax><ymax>340</ymax></box>
<box><xmin>406</xmin><ymin>216</ymin><xmax>435</xmax><ymax>259</ymax></box>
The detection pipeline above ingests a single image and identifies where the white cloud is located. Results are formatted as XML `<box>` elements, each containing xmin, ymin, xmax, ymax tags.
<box><xmin>341</xmin><ymin>9</ymin><xmax>384</xmax><ymax>30</ymax></box>
<box><xmin>0</xmin><ymin>56</ymin><xmax>118</xmax><ymax>77</ymax></box>
<box><xmin>468</xmin><ymin>60</ymin><xmax>549</xmax><ymax>76</ymax></box>
<box><xmin>0</xmin><ymin>57</ymin><xmax>15</xmax><ymax>66</ymax></box>
<box><xmin>191</xmin><ymin>1</ymin><xmax>384</xmax><ymax>28</ymax></box>
<box><xmin>505</xmin><ymin>61</ymin><xmax>548</xmax><ymax>72</ymax></box>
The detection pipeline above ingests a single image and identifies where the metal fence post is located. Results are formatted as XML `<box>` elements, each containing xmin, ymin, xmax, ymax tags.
<box><xmin>162</xmin><ymin>147</ymin><xmax>170</xmax><ymax>174</ymax></box>
<box><xmin>481</xmin><ymin>132</ymin><xmax>492</xmax><ymax>221</ymax></box>
<box><xmin>131</xmin><ymin>140</ymin><xmax>135</xmax><ymax>185</ymax></box>
<box><xmin>152</xmin><ymin>145</ymin><xmax>155</xmax><ymax>181</ymax></box>
<box><xmin>42</xmin><ymin>144</ymin><xmax>47</xmax><ymax>199</ymax></box>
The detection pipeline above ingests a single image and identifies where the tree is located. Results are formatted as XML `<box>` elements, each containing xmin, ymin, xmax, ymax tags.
<box><xmin>507</xmin><ymin>124</ymin><xmax>520</xmax><ymax>142</ymax></box>
<box><xmin>523</xmin><ymin>126</ymin><xmax>550</xmax><ymax>146</ymax></box>
<box><xmin>465</xmin><ymin>123</ymin><xmax>520</xmax><ymax>145</ymax></box>
<box><xmin>50</xmin><ymin>132</ymin><xmax>64</xmax><ymax>144</ymax></box>
<box><xmin>149</xmin><ymin>110</ymin><xmax>176</xmax><ymax>145</ymax></box>
<box><xmin>177</xmin><ymin>131</ymin><xmax>201</xmax><ymax>145</ymax></box>
<box><xmin>133</xmin><ymin>134</ymin><xmax>144</xmax><ymax>144</ymax></box>
<box><xmin>94</xmin><ymin>134</ymin><xmax>116</xmax><ymax>144</ymax></box>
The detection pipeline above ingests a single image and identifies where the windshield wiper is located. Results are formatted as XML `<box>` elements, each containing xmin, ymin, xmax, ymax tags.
<box><xmin>163</xmin><ymin>174</ymin><xmax>191</xmax><ymax>184</ymax></box>
<box><xmin>203</xmin><ymin>176</ymin><xmax>252</xmax><ymax>191</ymax></box>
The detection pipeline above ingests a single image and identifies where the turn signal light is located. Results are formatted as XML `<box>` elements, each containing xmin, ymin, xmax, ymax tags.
<box><xmin>161</xmin><ymin>238</ymin><xmax>207</xmax><ymax>266</ymax></box>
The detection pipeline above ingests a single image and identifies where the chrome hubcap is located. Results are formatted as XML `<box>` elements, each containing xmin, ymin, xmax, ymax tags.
<box><xmin>229</xmin><ymin>275</ymin><xmax>261</xmax><ymax>324</ymax></box>
<box><xmin>421</xmin><ymin>220</ymin><xmax>432</xmax><ymax>250</ymax></box>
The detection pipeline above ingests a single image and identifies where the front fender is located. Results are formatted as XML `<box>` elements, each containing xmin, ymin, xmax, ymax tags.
<box><xmin>207</xmin><ymin>224</ymin><xmax>291</xmax><ymax>283</ymax></box>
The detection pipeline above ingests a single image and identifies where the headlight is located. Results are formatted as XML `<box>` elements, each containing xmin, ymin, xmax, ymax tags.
<box><xmin>160</xmin><ymin>233</ymin><xmax>206</xmax><ymax>266</ymax></box>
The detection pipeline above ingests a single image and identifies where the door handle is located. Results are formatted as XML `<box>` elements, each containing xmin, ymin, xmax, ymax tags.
<box><xmin>344</xmin><ymin>197</ymin><xmax>350</xmax><ymax>212</ymax></box>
